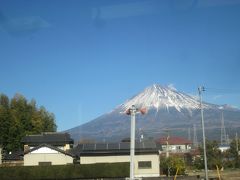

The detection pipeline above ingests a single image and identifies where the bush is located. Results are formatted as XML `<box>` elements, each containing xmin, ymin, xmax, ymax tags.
<box><xmin>0</xmin><ymin>163</ymin><xmax>129</xmax><ymax>180</ymax></box>
<box><xmin>160</xmin><ymin>156</ymin><xmax>186</xmax><ymax>176</ymax></box>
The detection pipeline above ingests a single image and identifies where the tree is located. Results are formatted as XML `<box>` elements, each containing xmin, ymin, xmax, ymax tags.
<box><xmin>0</xmin><ymin>94</ymin><xmax>11</xmax><ymax>151</ymax></box>
<box><xmin>225</xmin><ymin>138</ymin><xmax>240</xmax><ymax>168</ymax></box>
<box><xmin>0</xmin><ymin>93</ymin><xmax>57</xmax><ymax>152</ymax></box>
<box><xmin>194</xmin><ymin>140</ymin><xmax>223</xmax><ymax>170</ymax></box>
<box><xmin>160</xmin><ymin>155</ymin><xmax>186</xmax><ymax>176</ymax></box>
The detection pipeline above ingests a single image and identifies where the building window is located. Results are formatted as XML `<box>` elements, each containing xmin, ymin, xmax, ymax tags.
<box><xmin>138</xmin><ymin>161</ymin><xmax>152</xmax><ymax>169</ymax></box>
<box><xmin>39</xmin><ymin>162</ymin><xmax>52</xmax><ymax>166</ymax></box>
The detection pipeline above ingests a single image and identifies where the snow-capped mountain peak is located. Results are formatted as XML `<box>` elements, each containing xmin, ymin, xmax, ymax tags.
<box><xmin>120</xmin><ymin>84</ymin><xmax>209</xmax><ymax>112</ymax></box>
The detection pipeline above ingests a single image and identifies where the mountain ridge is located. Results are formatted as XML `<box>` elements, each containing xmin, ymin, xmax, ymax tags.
<box><xmin>66</xmin><ymin>84</ymin><xmax>240</xmax><ymax>142</ymax></box>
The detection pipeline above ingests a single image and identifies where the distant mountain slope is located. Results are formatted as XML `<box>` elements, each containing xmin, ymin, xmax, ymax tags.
<box><xmin>66</xmin><ymin>84</ymin><xmax>240</xmax><ymax>142</ymax></box>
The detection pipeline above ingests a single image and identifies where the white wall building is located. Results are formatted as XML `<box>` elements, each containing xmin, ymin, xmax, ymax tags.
<box><xmin>156</xmin><ymin>136</ymin><xmax>192</xmax><ymax>153</ymax></box>
<box><xmin>24</xmin><ymin>144</ymin><xmax>75</xmax><ymax>166</ymax></box>
<box><xmin>71</xmin><ymin>141</ymin><xmax>160</xmax><ymax>178</ymax></box>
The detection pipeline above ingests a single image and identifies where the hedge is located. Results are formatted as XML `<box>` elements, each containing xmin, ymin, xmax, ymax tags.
<box><xmin>0</xmin><ymin>163</ymin><xmax>129</xmax><ymax>180</ymax></box>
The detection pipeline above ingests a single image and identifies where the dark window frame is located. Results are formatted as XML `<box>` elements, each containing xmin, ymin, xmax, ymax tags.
<box><xmin>138</xmin><ymin>161</ymin><xmax>152</xmax><ymax>169</ymax></box>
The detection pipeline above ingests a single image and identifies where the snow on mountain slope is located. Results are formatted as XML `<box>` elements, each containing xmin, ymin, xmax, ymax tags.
<box><xmin>119</xmin><ymin>84</ymin><xmax>213</xmax><ymax>113</ymax></box>
<box><xmin>66</xmin><ymin>84</ymin><xmax>240</xmax><ymax>142</ymax></box>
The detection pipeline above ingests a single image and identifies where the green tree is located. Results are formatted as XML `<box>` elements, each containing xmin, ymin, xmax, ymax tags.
<box><xmin>225</xmin><ymin>138</ymin><xmax>240</xmax><ymax>168</ymax></box>
<box><xmin>0</xmin><ymin>94</ymin><xmax>11</xmax><ymax>151</ymax></box>
<box><xmin>194</xmin><ymin>140</ymin><xmax>223</xmax><ymax>170</ymax></box>
<box><xmin>160</xmin><ymin>156</ymin><xmax>186</xmax><ymax>176</ymax></box>
<box><xmin>0</xmin><ymin>93</ymin><xmax>57</xmax><ymax>152</ymax></box>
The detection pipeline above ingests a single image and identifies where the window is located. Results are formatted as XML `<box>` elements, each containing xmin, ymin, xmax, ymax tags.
<box><xmin>39</xmin><ymin>162</ymin><xmax>52</xmax><ymax>166</ymax></box>
<box><xmin>138</xmin><ymin>161</ymin><xmax>152</xmax><ymax>169</ymax></box>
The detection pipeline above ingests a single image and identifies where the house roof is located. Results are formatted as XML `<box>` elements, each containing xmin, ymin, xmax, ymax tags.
<box><xmin>24</xmin><ymin>144</ymin><xmax>75</xmax><ymax>157</ymax></box>
<box><xmin>156</xmin><ymin>136</ymin><xmax>192</xmax><ymax>145</ymax></box>
<box><xmin>70</xmin><ymin>141</ymin><xmax>159</xmax><ymax>157</ymax></box>
<box><xmin>3</xmin><ymin>150</ymin><xmax>23</xmax><ymax>161</ymax></box>
<box><xmin>21</xmin><ymin>132</ymin><xmax>74</xmax><ymax>145</ymax></box>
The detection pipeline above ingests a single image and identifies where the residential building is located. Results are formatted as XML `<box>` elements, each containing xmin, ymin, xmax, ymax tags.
<box><xmin>2</xmin><ymin>151</ymin><xmax>23</xmax><ymax>166</ymax></box>
<box><xmin>218</xmin><ymin>144</ymin><xmax>230</xmax><ymax>152</ymax></box>
<box><xmin>21</xmin><ymin>132</ymin><xmax>74</xmax><ymax>152</ymax></box>
<box><xmin>156</xmin><ymin>136</ymin><xmax>192</xmax><ymax>153</ymax></box>
<box><xmin>70</xmin><ymin>141</ymin><xmax>160</xmax><ymax>177</ymax></box>
<box><xmin>24</xmin><ymin>144</ymin><xmax>75</xmax><ymax>166</ymax></box>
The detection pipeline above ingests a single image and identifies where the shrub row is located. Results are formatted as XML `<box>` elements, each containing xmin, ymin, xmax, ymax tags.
<box><xmin>0</xmin><ymin>163</ymin><xmax>129</xmax><ymax>180</ymax></box>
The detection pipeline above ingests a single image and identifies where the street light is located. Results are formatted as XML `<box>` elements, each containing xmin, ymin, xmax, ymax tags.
<box><xmin>126</xmin><ymin>105</ymin><xmax>146</xmax><ymax>180</ymax></box>
<box><xmin>198</xmin><ymin>86</ymin><xmax>208</xmax><ymax>180</ymax></box>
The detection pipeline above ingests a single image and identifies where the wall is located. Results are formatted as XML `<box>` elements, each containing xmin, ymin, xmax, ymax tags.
<box><xmin>80</xmin><ymin>154</ymin><xmax>159</xmax><ymax>177</ymax></box>
<box><xmin>24</xmin><ymin>151</ymin><xmax>73</xmax><ymax>166</ymax></box>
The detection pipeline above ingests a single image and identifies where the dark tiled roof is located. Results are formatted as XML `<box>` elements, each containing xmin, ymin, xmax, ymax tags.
<box><xmin>24</xmin><ymin>144</ymin><xmax>75</xmax><ymax>157</ymax></box>
<box><xmin>3</xmin><ymin>150</ymin><xmax>23</xmax><ymax>161</ymax></box>
<box><xmin>21</xmin><ymin>132</ymin><xmax>74</xmax><ymax>145</ymax></box>
<box><xmin>69</xmin><ymin>141</ymin><xmax>158</xmax><ymax>157</ymax></box>
<box><xmin>156</xmin><ymin>136</ymin><xmax>192</xmax><ymax>145</ymax></box>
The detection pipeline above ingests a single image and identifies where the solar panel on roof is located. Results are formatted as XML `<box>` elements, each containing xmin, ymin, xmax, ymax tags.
<box><xmin>107</xmin><ymin>143</ymin><xmax>119</xmax><ymax>150</ymax></box>
<box><xmin>142</xmin><ymin>141</ymin><xmax>156</xmax><ymax>149</ymax></box>
<box><xmin>135</xmin><ymin>142</ymin><xmax>143</xmax><ymax>149</ymax></box>
<box><xmin>83</xmin><ymin>144</ymin><xmax>96</xmax><ymax>150</ymax></box>
<box><xmin>120</xmin><ymin>142</ymin><xmax>130</xmax><ymax>150</ymax></box>
<box><xmin>96</xmin><ymin>143</ymin><xmax>107</xmax><ymax>150</ymax></box>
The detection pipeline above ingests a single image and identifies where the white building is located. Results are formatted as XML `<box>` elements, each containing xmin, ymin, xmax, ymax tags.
<box><xmin>24</xmin><ymin>144</ymin><xmax>75</xmax><ymax>166</ymax></box>
<box><xmin>156</xmin><ymin>136</ymin><xmax>192</xmax><ymax>153</ymax></box>
<box><xmin>218</xmin><ymin>145</ymin><xmax>230</xmax><ymax>152</ymax></box>
<box><xmin>70</xmin><ymin>141</ymin><xmax>160</xmax><ymax>178</ymax></box>
<box><xmin>22</xmin><ymin>132</ymin><xmax>75</xmax><ymax>166</ymax></box>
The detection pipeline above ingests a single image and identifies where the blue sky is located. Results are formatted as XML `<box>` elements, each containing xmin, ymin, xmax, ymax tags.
<box><xmin>1</xmin><ymin>0</ymin><xmax>240</xmax><ymax>131</ymax></box>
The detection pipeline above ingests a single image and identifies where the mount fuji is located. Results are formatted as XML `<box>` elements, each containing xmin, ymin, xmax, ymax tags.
<box><xmin>67</xmin><ymin>84</ymin><xmax>240</xmax><ymax>142</ymax></box>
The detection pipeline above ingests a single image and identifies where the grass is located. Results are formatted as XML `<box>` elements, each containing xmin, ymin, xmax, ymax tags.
<box><xmin>187</xmin><ymin>169</ymin><xmax>240</xmax><ymax>180</ymax></box>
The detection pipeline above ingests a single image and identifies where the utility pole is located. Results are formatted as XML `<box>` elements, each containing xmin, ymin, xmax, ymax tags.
<box><xmin>236</xmin><ymin>133</ymin><xmax>239</xmax><ymax>155</ymax></box>
<box><xmin>166</xmin><ymin>130</ymin><xmax>170</xmax><ymax>158</ymax></box>
<box><xmin>193</xmin><ymin>124</ymin><xmax>198</xmax><ymax>148</ymax></box>
<box><xmin>198</xmin><ymin>86</ymin><xmax>208</xmax><ymax>180</ymax></box>
<box><xmin>126</xmin><ymin>105</ymin><xmax>146</xmax><ymax>180</ymax></box>
<box><xmin>220</xmin><ymin>112</ymin><xmax>228</xmax><ymax>145</ymax></box>
<box><xmin>188</xmin><ymin>127</ymin><xmax>191</xmax><ymax>141</ymax></box>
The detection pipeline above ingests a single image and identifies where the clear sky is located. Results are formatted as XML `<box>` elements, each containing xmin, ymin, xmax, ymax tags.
<box><xmin>1</xmin><ymin>0</ymin><xmax>240</xmax><ymax>131</ymax></box>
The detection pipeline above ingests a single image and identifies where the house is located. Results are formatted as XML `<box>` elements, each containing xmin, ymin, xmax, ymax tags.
<box><xmin>22</xmin><ymin>132</ymin><xmax>75</xmax><ymax>166</ymax></box>
<box><xmin>24</xmin><ymin>144</ymin><xmax>75</xmax><ymax>166</ymax></box>
<box><xmin>70</xmin><ymin>141</ymin><xmax>160</xmax><ymax>178</ymax></box>
<box><xmin>156</xmin><ymin>136</ymin><xmax>192</xmax><ymax>153</ymax></box>
<box><xmin>21</xmin><ymin>132</ymin><xmax>74</xmax><ymax>152</ymax></box>
<box><xmin>218</xmin><ymin>144</ymin><xmax>230</xmax><ymax>152</ymax></box>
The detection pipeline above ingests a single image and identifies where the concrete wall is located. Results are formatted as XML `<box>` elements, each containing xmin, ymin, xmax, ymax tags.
<box><xmin>80</xmin><ymin>154</ymin><xmax>160</xmax><ymax>177</ymax></box>
<box><xmin>24</xmin><ymin>153</ymin><xmax>73</xmax><ymax>166</ymax></box>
